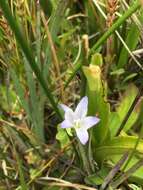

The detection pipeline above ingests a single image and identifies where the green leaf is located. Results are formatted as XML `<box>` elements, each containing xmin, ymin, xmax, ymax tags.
<box><xmin>40</xmin><ymin>0</ymin><xmax>53</xmax><ymax>17</ymax></box>
<box><xmin>123</xmin><ymin>73</ymin><xmax>138</xmax><ymax>83</ymax></box>
<box><xmin>109</xmin><ymin>84</ymin><xmax>140</xmax><ymax>136</ymax></box>
<box><xmin>129</xmin><ymin>184</ymin><xmax>142</xmax><ymax>190</ymax></box>
<box><xmin>83</xmin><ymin>65</ymin><xmax>110</xmax><ymax>144</ymax></box>
<box><xmin>56</xmin><ymin>125</ymin><xmax>70</xmax><ymax>148</ymax></box>
<box><xmin>91</xmin><ymin>53</ymin><xmax>103</xmax><ymax>67</ymax></box>
<box><xmin>85</xmin><ymin>167</ymin><xmax>109</xmax><ymax>186</ymax></box>
<box><xmin>95</xmin><ymin>136</ymin><xmax>143</xmax><ymax>163</ymax></box>
<box><xmin>117</xmin><ymin>24</ymin><xmax>140</xmax><ymax>68</ymax></box>
<box><xmin>117</xmin><ymin>84</ymin><xmax>139</xmax><ymax>132</ymax></box>
<box><xmin>110</xmin><ymin>69</ymin><xmax>125</xmax><ymax>76</ymax></box>
<box><xmin>24</xmin><ymin>58</ymin><xmax>45</xmax><ymax>141</ymax></box>
<box><xmin>108</xmin><ymin>112</ymin><xmax>120</xmax><ymax>138</ymax></box>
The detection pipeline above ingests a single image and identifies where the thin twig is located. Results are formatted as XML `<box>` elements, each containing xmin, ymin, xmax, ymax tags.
<box><xmin>39</xmin><ymin>177</ymin><xmax>97</xmax><ymax>190</ymax></box>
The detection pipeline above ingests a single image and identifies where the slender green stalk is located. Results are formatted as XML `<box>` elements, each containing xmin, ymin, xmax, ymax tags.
<box><xmin>49</xmin><ymin>0</ymin><xmax>71</xmax><ymax>41</ymax></box>
<box><xmin>78</xmin><ymin>140</ymin><xmax>92</xmax><ymax>175</ymax></box>
<box><xmin>36</xmin><ymin>1</ymin><xmax>41</xmax><ymax>68</ymax></box>
<box><xmin>0</xmin><ymin>0</ymin><xmax>62</xmax><ymax>120</ymax></box>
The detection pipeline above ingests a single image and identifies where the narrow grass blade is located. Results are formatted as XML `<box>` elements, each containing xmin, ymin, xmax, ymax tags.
<box><xmin>43</xmin><ymin>0</ymin><xmax>71</xmax><ymax>77</ymax></box>
<box><xmin>11</xmin><ymin>139</ymin><xmax>28</xmax><ymax>190</ymax></box>
<box><xmin>10</xmin><ymin>68</ymin><xmax>31</xmax><ymax>119</ymax></box>
<box><xmin>24</xmin><ymin>58</ymin><xmax>45</xmax><ymax>141</ymax></box>
<box><xmin>95</xmin><ymin>136</ymin><xmax>143</xmax><ymax>163</ymax></box>
<box><xmin>117</xmin><ymin>24</ymin><xmax>140</xmax><ymax>68</ymax></box>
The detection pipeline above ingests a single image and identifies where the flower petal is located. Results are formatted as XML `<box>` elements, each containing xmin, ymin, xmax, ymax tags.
<box><xmin>59</xmin><ymin>104</ymin><xmax>72</xmax><ymax>113</ymax></box>
<box><xmin>75</xmin><ymin>128</ymin><xmax>89</xmax><ymax>145</ymax></box>
<box><xmin>65</xmin><ymin>109</ymin><xmax>75</xmax><ymax>125</ymax></box>
<box><xmin>81</xmin><ymin>116</ymin><xmax>100</xmax><ymax>130</ymax></box>
<box><xmin>61</xmin><ymin>120</ymin><xmax>72</xmax><ymax>128</ymax></box>
<box><xmin>75</xmin><ymin>96</ymin><xmax>88</xmax><ymax>119</ymax></box>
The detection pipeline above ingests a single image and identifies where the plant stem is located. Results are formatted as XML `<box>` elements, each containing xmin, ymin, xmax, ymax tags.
<box><xmin>78</xmin><ymin>140</ymin><xmax>92</xmax><ymax>175</ymax></box>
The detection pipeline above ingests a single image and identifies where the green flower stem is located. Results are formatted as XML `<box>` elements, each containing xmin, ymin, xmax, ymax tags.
<box><xmin>0</xmin><ymin>0</ymin><xmax>62</xmax><ymax>120</ymax></box>
<box><xmin>89</xmin><ymin>0</ymin><xmax>141</xmax><ymax>54</ymax></box>
<box><xmin>78</xmin><ymin>139</ymin><xmax>92</xmax><ymax>175</ymax></box>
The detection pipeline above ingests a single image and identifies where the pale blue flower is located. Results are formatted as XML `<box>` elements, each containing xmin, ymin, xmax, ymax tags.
<box><xmin>60</xmin><ymin>96</ymin><xmax>100</xmax><ymax>145</ymax></box>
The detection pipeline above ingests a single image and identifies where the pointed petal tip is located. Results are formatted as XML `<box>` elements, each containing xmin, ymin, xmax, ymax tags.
<box><xmin>95</xmin><ymin>117</ymin><xmax>100</xmax><ymax>123</ymax></box>
<box><xmin>75</xmin><ymin>96</ymin><xmax>88</xmax><ymax>119</ymax></box>
<box><xmin>80</xmin><ymin>139</ymin><xmax>88</xmax><ymax>145</ymax></box>
<box><xmin>81</xmin><ymin>116</ymin><xmax>100</xmax><ymax>130</ymax></box>
<box><xmin>76</xmin><ymin>129</ymin><xmax>89</xmax><ymax>145</ymax></box>
<box><xmin>82</xmin><ymin>96</ymin><xmax>88</xmax><ymax>103</ymax></box>
<box><xmin>59</xmin><ymin>103</ymin><xmax>71</xmax><ymax>113</ymax></box>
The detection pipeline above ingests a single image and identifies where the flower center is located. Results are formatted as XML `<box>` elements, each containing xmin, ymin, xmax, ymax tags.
<box><xmin>74</xmin><ymin>119</ymin><xmax>81</xmax><ymax>129</ymax></box>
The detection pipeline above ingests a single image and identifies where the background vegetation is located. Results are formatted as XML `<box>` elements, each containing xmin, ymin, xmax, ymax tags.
<box><xmin>0</xmin><ymin>0</ymin><xmax>143</xmax><ymax>189</ymax></box>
